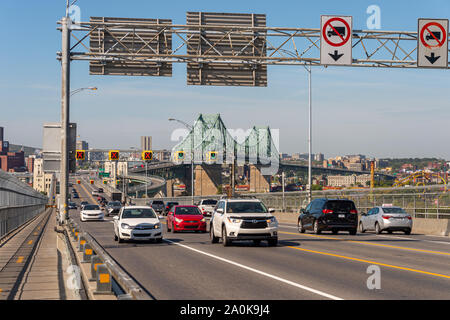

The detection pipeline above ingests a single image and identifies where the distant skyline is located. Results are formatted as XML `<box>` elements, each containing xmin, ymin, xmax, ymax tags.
<box><xmin>1</xmin><ymin>0</ymin><xmax>449</xmax><ymax>160</ymax></box>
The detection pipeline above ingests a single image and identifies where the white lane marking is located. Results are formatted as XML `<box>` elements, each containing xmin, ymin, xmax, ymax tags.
<box><xmin>164</xmin><ymin>239</ymin><xmax>343</xmax><ymax>300</ymax></box>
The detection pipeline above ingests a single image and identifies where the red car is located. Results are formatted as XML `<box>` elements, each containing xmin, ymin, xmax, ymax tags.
<box><xmin>166</xmin><ymin>205</ymin><xmax>207</xmax><ymax>233</ymax></box>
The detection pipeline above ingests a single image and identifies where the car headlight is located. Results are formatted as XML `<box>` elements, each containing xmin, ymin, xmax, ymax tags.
<box><xmin>154</xmin><ymin>223</ymin><xmax>161</xmax><ymax>229</ymax></box>
<box><xmin>121</xmin><ymin>223</ymin><xmax>132</xmax><ymax>229</ymax></box>
<box><xmin>267</xmin><ymin>217</ymin><xmax>277</xmax><ymax>224</ymax></box>
<box><xmin>201</xmin><ymin>218</ymin><xmax>206</xmax><ymax>222</ymax></box>
<box><xmin>175</xmin><ymin>217</ymin><xmax>183</xmax><ymax>223</ymax></box>
<box><xmin>227</xmin><ymin>217</ymin><xmax>242</xmax><ymax>224</ymax></box>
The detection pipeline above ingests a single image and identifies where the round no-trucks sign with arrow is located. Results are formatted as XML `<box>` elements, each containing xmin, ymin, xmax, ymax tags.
<box><xmin>320</xmin><ymin>15</ymin><xmax>353</xmax><ymax>66</ymax></box>
<box><xmin>417</xmin><ymin>18</ymin><xmax>448</xmax><ymax>68</ymax></box>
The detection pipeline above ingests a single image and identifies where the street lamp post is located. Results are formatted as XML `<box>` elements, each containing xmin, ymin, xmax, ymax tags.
<box><xmin>169</xmin><ymin>118</ymin><xmax>194</xmax><ymax>205</ymax></box>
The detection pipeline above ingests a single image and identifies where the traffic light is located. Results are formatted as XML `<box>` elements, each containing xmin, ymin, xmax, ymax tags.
<box><xmin>77</xmin><ymin>180</ymin><xmax>81</xmax><ymax>184</ymax></box>
<box><xmin>90</xmin><ymin>179</ymin><xmax>94</xmax><ymax>185</ymax></box>
<box><xmin>75</xmin><ymin>150</ymin><xmax>85</xmax><ymax>160</ymax></box>
<box><xmin>176</xmin><ymin>151</ymin><xmax>185</xmax><ymax>161</ymax></box>
<box><xmin>109</xmin><ymin>150</ymin><xmax>119</xmax><ymax>161</ymax></box>
<box><xmin>208</xmin><ymin>151</ymin><xmax>218</xmax><ymax>161</ymax></box>
<box><xmin>103</xmin><ymin>180</ymin><xmax>107</xmax><ymax>185</ymax></box>
<box><xmin>142</xmin><ymin>150</ymin><xmax>153</xmax><ymax>161</ymax></box>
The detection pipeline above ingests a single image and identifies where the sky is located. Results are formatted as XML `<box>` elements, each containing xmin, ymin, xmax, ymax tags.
<box><xmin>0</xmin><ymin>0</ymin><xmax>449</xmax><ymax>160</ymax></box>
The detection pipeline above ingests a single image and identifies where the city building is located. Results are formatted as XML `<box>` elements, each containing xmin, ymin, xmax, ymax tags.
<box><xmin>314</xmin><ymin>153</ymin><xmax>324</xmax><ymax>162</ymax></box>
<box><xmin>76</xmin><ymin>140</ymin><xmax>89</xmax><ymax>151</ymax></box>
<box><xmin>32</xmin><ymin>158</ymin><xmax>55</xmax><ymax>195</ymax></box>
<box><xmin>27</xmin><ymin>155</ymin><xmax>36</xmax><ymax>173</ymax></box>
<box><xmin>347</xmin><ymin>162</ymin><xmax>363</xmax><ymax>171</ymax></box>
<box><xmin>141</xmin><ymin>136</ymin><xmax>152</xmax><ymax>151</ymax></box>
<box><xmin>0</xmin><ymin>127</ymin><xmax>25</xmax><ymax>172</ymax></box>
<box><xmin>327</xmin><ymin>174</ymin><xmax>371</xmax><ymax>187</ymax></box>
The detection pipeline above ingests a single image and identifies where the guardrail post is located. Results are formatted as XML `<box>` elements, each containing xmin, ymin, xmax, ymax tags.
<box><xmin>90</xmin><ymin>255</ymin><xmax>102</xmax><ymax>281</ymax></box>
<box><xmin>94</xmin><ymin>264</ymin><xmax>113</xmax><ymax>294</ymax></box>
<box><xmin>78</xmin><ymin>235</ymin><xmax>87</xmax><ymax>252</ymax></box>
<box><xmin>82</xmin><ymin>243</ymin><xmax>94</xmax><ymax>263</ymax></box>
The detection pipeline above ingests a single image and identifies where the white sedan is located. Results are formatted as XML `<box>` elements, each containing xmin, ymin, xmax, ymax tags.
<box><xmin>80</xmin><ymin>204</ymin><xmax>104</xmax><ymax>222</ymax></box>
<box><xmin>113</xmin><ymin>206</ymin><xmax>162</xmax><ymax>243</ymax></box>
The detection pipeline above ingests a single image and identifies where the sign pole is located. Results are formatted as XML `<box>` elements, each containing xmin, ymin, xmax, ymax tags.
<box><xmin>60</xmin><ymin>16</ymin><xmax>71</xmax><ymax>224</ymax></box>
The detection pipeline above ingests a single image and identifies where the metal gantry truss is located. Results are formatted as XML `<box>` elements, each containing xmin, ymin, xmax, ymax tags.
<box><xmin>61</xmin><ymin>19</ymin><xmax>450</xmax><ymax>70</ymax></box>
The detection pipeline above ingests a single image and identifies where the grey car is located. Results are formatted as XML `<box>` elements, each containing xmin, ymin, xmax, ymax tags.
<box><xmin>359</xmin><ymin>205</ymin><xmax>413</xmax><ymax>235</ymax></box>
<box><xmin>106</xmin><ymin>201</ymin><xmax>122</xmax><ymax>216</ymax></box>
<box><xmin>149</xmin><ymin>200</ymin><xmax>165</xmax><ymax>214</ymax></box>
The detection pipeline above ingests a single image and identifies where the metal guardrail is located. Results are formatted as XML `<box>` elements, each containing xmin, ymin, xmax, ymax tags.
<box><xmin>67</xmin><ymin>218</ymin><xmax>152</xmax><ymax>300</ymax></box>
<box><xmin>0</xmin><ymin>171</ymin><xmax>47</xmax><ymax>240</ymax></box>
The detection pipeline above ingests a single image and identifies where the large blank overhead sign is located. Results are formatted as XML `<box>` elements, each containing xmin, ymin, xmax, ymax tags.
<box><xmin>417</xmin><ymin>18</ymin><xmax>448</xmax><ymax>68</ymax></box>
<box><xmin>89</xmin><ymin>17</ymin><xmax>173</xmax><ymax>76</ymax></box>
<box><xmin>320</xmin><ymin>15</ymin><xmax>353</xmax><ymax>66</ymax></box>
<box><xmin>186</xmin><ymin>12</ymin><xmax>267</xmax><ymax>87</ymax></box>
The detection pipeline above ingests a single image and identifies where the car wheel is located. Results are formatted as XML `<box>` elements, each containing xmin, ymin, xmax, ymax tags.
<box><xmin>388</xmin><ymin>230</ymin><xmax>393</xmax><ymax>234</ymax></box>
<box><xmin>222</xmin><ymin>226</ymin><xmax>231</xmax><ymax>247</ymax></box>
<box><xmin>404</xmin><ymin>229</ymin><xmax>411</xmax><ymax>235</ymax></box>
<box><xmin>298</xmin><ymin>219</ymin><xmax>305</xmax><ymax>233</ymax></box>
<box><xmin>253</xmin><ymin>239</ymin><xmax>261</xmax><ymax>246</ymax></box>
<box><xmin>210</xmin><ymin>225</ymin><xmax>219</xmax><ymax>243</ymax></box>
<box><xmin>313</xmin><ymin>220</ymin><xmax>321</xmax><ymax>234</ymax></box>
<box><xmin>359</xmin><ymin>222</ymin><xmax>365</xmax><ymax>233</ymax></box>
<box><xmin>167</xmin><ymin>221</ymin><xmax>171</xmax><ymax>232</ymax></box>
<box><xmin>375</xmin><ymin>223</ymin><xmax>382</xmax><ymax>234</ymax></box>
<box><xmin>349</xmin><ymin>229</ymin><xmax>357</xmax><ymax>235</ymax></box>
<box><xmin>118</xmin><ymin>236</ymin><xmax>124</xmax><ymax>243</ymax></box>
<box><xmin>268</xmin><ymin>238</ymin><xmax>278</xmax><ymax>247</ymax></box>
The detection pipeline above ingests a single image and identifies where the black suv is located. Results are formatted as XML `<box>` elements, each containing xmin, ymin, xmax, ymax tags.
<box><xmin>298</xmin><ymin>199</ymin><xmax>358</xmax><ymax>235</ymax></box>
<box><xmin>149</xmin><ymin>200</ymin><xmax>165</xmax><ymax>213</ymax></box>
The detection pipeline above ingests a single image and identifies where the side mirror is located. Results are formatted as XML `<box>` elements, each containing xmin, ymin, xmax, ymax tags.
<box><xmin>268</xmin><ymin>208</ymin><xmax>275</xmax><ymax>213</ymax></box>
<box><xmin>216</xmin><ymin>208</ymin><xmax>224</xmax><ymax>214</ymax></box>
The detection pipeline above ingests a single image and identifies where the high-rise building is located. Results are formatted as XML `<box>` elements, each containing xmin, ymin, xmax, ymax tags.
<box><xmin>0</xmin><ymin>127</ymin><xmax>25</xmax><ymax>172</ymax></box>
<box><xmin>141</xmin><ymin>136</ymin><xmax>152</xmax><ymax>151</ymax></box>
<box><xmin>0</xmin><ymin>127</ymin><xmax>3</xmax><ymax>142</ymax></box>
<box><xmin>315</xmin><ymin>153</ymin><xmax>324</xmax><ymax>162</ymax></box>
<box><xmin>76</xmin><ymin>140</ymin><xmax>89</xmax><ymax>151</ymax></box>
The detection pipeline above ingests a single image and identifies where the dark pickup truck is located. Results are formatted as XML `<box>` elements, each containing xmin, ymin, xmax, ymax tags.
<box><xmin>149</xmin><ymin>200</ymin><xmax>165</xmax><ymax>213</ymax></box>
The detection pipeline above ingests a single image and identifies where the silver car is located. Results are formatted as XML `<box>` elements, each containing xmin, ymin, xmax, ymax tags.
<box><xmin>359</xmin><ymin>205</ymin><xmax>412</xmax><ymax>235</ymax></box>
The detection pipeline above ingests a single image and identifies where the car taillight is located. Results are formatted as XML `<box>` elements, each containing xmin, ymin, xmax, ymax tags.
<box><xmin>382</xmin><ymin>215</ymin><xmax>391</xmax><ymax>219</ymax></box>
<box><xmin>350</xmin><ymin>209</ymin><xmax>358</xmax><ymax>214</ymax></box>
<box><xmin>322</xmin><ymin>209</ymin><xmax>333</xmax><ymax>214</ymax></box>
<box><xmin>406</xmin><ymin>216</ymin><xmax>412</xmax><ymax>220</ymax></box>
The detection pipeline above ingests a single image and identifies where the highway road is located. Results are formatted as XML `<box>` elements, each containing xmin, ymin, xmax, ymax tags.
<box><xmin>69</xmin><ymin>177</ymin><xmax>450</xmax><ymax>300</ymax></box>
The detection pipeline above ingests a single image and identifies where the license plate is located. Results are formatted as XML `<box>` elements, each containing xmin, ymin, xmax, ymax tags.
<box><xmin>338</xmin><ymin>214</ymin><xmax>345</xmax><ymax>218</ymax></box>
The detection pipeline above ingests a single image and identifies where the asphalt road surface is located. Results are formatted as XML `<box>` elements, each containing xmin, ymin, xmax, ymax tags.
<box><xmin>69</xmin><ymin>177</ymin><xmax>450</xmax><ymax>300</ymax></box>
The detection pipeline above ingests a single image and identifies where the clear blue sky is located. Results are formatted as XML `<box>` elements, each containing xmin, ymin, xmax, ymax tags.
<box><xmin>0</xmin><ymin>0</ymin><xmax>449</xmax><ymax>159</ymax></box>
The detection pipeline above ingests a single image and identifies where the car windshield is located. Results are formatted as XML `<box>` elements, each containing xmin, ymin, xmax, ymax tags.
<box><xmin>69</xmin><ymin>202</ymin><xmax>76</xmax><ymax>206</ymax></box>
<box><xmin>383</xmin><ymin>207</ymin><xmax>406</xmax><ymax>214</ymax></box>
<box><xmin>175</xmin><ymin>207</ymin><xmax>202</xmax><ymax>215</ymax></box>
<box><xmin>152</xmin><ymin>201</ymin><xmax>164</xmax><ymax>205</ymax></box>
<box><xmin>109</xmin><ymin>201</ymin><xmax>121</xmax><ymax>206</ymax></box>
<box><xmin>227</xmin><ymin>202</ymin><xmax>268</xmax><ymax>213</ymax></box>
<box><xmin>168</xmin><ymin>202</ymin><xmax>178</xmax><ymax>206</ymax></box>
<box><xmin>84</xmin><ymin>205</ymin><xmax>100</xmax><ymax>210</ymax></box>
<box><xmin>202</xmin><ymin>200</ymin><xmax>217</xmax><ymax>205</ymax></box>
<box><xmin>122</xmin><ymin>208</ymin><xmax>156</xmax><ymax>219</ymax></box>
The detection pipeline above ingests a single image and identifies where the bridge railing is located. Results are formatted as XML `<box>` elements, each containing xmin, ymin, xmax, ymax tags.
<box><xmin>0</xmin><ymin>171</ymin><xmax>48</xmax><ymax>240</ymax></box>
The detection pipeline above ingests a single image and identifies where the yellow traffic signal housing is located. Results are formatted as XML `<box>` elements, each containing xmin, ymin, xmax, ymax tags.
<box><xmin>77</xmin><ymin>180</ymin><xmax>81</xmax><ymax>184</ymax></box>
<box><xmin>103</xmin><ymin>180</ymin><xmax>108</xmax><ymax>185</ymax></box>
<box><xmin>142</xmin><ymin>150</ymin><xmax>153</xmax><ymax>161</ymax></box>
<box><xmin>76</xmin><ymin>150</ymin><xmax>85</xmax><ymax>160</ymax></box>
<box><xmin>207</xmin><ymin>151</ymin><xmax>218</xmax><ymax>161</ymax></box>
<box><xmin>90</xmin><ymin>180</ymin><xmax>94</xmax><ymax>185</ymax></box>
<box><xmin>175</xmin><ymin>151</ymin><xmax>185</xmax><ymax>161</ymax></box>
<box><xmin>109</xmin><ymin>150</ymin><xmax>119</xmax><ymax>161</ymax></box>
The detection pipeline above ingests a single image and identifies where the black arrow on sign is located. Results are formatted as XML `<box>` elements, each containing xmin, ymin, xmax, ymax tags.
<box><xmin>329</xmin><ymin>50</ymin><xmax>344</xmax><ymax>62</ymax></box>
<box><xmin>425</xmin><ymin>52</ymin><xmax>440</xmax><ymax>64</ymax></box>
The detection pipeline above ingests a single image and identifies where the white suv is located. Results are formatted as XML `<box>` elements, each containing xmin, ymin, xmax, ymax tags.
<box><xmin>210</xmin><ymin>199</ymin><xmax>278</xmax><ymax>246</ymax></box>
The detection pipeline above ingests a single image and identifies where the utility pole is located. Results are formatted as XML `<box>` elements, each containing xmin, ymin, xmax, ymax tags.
<box><xmin>60</xmin><ymin>16</ymin><xmax>71</xmax><ymax>224</ymax></box>
<box><xmin>307</xmin><ymin>63</ymin><xmax>312</xmax><ymax>203</ymax></box>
